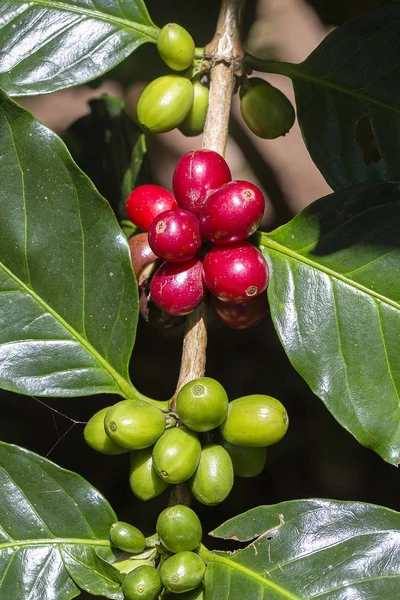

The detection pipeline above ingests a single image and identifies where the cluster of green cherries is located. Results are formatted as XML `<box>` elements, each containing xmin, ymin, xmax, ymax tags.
<box><xmin>84</xmin><ymin>377</ymin><xmax>289</xmax><ymax>505</ymax></box>
<box><xmin>110</xmin><ymin>505</ymin><xmax>206</xmax><ymax>599</ymax></box>
<box><xmin>136</xmin><ymin>22</ymin><xmax>295</xmax><ymax>139</ymax></box>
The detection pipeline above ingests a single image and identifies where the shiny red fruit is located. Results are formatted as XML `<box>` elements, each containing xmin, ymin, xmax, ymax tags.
<box><xmin>128</xmin><ymin>233</ymin><xmax>158</xmax><ymax>277</ymax></box>
<box><xmin>199</xmin><ymin>180</ymin><xmax>265</xmax><ymax>244</ymax></box>
<box><xmin>172</xmin><ymin>150</ymin><xmax>232</xmax><ymax>217</ymax></box>
<box><xmin>203</xmin><ymin>242</ymin><xmax>268</xmax><ymax>303</ymax></box>
<box><xmin>148</xmin><ymin>209</ymin><xmax>202</xmax><ymax>262</ymax></box>
<box><xmin>211</xmin><ymin>293</ymin><xmax>269</xmax><ymax>329</ymax></box>
<box><xmin>126</xmin><ymin>184</ymin><xmax>178</xmax><ymax>231</ymax></box>
<box><xmin>150</xmin><ymin>257</ymin><xmax>205</xmax><ymax>315</ymax></box>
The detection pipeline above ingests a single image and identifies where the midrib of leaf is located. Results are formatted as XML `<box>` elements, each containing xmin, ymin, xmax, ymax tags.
<box><xmin>0</xmin><ymin>261</ymin><xmax>134</xmax><ymax>398</ymax></box>
<box><xmin>259</xmin><ymin>233</ymin><xmax>400</xmax><ymax>312</ymax></box>
<box><xmin>200</xmin><ymin>548</ymin><xmax>300</xmax><ymax>600</ymax></box>
<box><xmin>0</xmin><ymin>538</ymin><xmax>111</xmax><ymax>551</ymax></box>
<box><xmin>244</xmin><ymin>56</ymin><xmax>400</xmax><ymax>116</ymax></box>
<box><xmin>14</xmin><ymin>0</ymin><xmax>159</xmax><ymax>40</ymax></box>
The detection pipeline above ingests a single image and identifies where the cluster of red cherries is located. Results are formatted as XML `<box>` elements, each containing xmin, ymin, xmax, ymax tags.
<box><xmin>125</xmin><ymin>149</ymin><xmax>269</xmax><ymax>328</ymax></box>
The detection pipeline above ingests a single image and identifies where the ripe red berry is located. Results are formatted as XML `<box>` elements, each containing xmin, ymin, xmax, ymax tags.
<box><xmin>150</xmin><ymin>257</ymin><xmax>205</xmax><ymax>316</ymax></box>
<box><xmin>126</xmin><ymin>184</ymin><xmax>178</xmax><ymax>231</ymax></box>
<box><xmin>211</xmin><ymin>294</ymin><xmax>269</xmax><ymax>329</ymax></box>
<box><xmin>148</xmin><ymin>209</ymin><xmax>202</xmax><ymax>262</ymax></box>
<box><xmin>203</xmin><ymin>242</ymin><xmax>269</xmax><ymax>303</ymax></box>
<box><xmin>172</xmin><ymin>150</ymin><xmax>232</xmax><ymax>217</ymax></box>
<box><xmin>199</xmin><ymin>180</ymin><xmax>265</xmax><ymax>244</ymax></box>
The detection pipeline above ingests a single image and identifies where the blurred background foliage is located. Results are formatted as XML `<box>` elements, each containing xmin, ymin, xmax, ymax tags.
<box><xmin>1</xmin><ymin>4</ymin><xmax>399</xmax><ymax>587</ymax></box>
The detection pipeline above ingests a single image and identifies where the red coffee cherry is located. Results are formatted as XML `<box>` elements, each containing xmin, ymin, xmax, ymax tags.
<box><xmin>126</xmin><ymin>184</ymin><xmax>178</xmax><ymax>231</ymax></box>
<box><xmin>148</xmin><ymin>209</ymin><xmax>202</xmax><ymax>262</ymax></box>
<box><xmin>211</xmin><ymin>293</ymin><xmax>269</xmax><ymax>329</ymax></box>
<box><xmin>199</xmin><ymin>180</ymin><xmax>265</xmax><ymax>244</ymax></box>
<box><xmin>128</xmin><ymin>233</ymin><xmax>158</xmax><ymax>277</ymax></box>
<box><xmin>172</xmin><ymin>150</ymin><xmax>232</xmax><ymax>217</ymax></box>
<box><xmin>203</xmin><ymin>242</ymin><xmax>269</xmax><ymax>303</ymax></box>
<box><xmin>150</xmin><ymin>257</ymin><xmax>205</xmax><ymax>315</ymax></box>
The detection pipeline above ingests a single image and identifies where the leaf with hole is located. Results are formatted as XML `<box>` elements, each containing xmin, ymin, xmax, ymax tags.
<box><xmin>0</xmin><ymin>89</ymin><xmax>139</xmax><ymax>398</ymax></box>
<box><xmin>203</xmin><ymin>499</ymin><xmax>400</xmax><ymax>599</ymax></box>
<box><xmin>271</xmin><ymin>5</ymin><xmax>400</xmax><ymax>190</ymax></box>
<box><xmin>0</xmin><ymin>0</ymin><xmax>159</xmax><ymax>96</ymax></box>
<box><xmin>258</xmin><ymin>181</ymin><xmax>400</xmax><ymax>465</ymax></box>
<box><xmin>0</xmin><ymin>440</ymin><xmax>123</xmax><ymax>600</ymax></box>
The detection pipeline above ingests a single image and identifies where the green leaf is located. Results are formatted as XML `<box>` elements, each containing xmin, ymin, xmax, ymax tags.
<box><xmin>202</xmin><ymin>499</ymin><xmax>400</xmax><ymax>599</ymax></box>
<box><xmin>0</xmin><ymin>89</ymin><xmax>139</xmax><ymax>398</ymax></box>
<box><xmin>0</xmin><ymin>0</ymin><xmax>159</xmax><ymax>96</ymax></box>
<box><xmin>257</xmin><ymin>181</ymin><xmax>400</xmax><ymax>465</ymax></box>
<box><xmin>247</xmin><ymin>5</ymin><xmax>400</xmax><ymax>190</ymax></box>
<box><xmin>0</xmin><ymin>440</ymin><xmax>123</xmax><ymax>600</ymax></box>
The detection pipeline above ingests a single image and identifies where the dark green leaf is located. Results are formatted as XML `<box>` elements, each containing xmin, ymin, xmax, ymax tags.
<box><xmin>0</xmin><ymin>89</ymin><xmax>139</xmax><ymax>397</ymax></box>
<box><xmin>66</xmin><ymin>95</ymin><xmax>150</xmax><ymax>221</ymax></box>
<box><xmin>0</xmin><ymin>441</ymin><xmax>123</xmax><ymax>600</ymax></box>
<box><xmin>249</xmin><ymin>5</ymin><xmax>400</xmax><ymax>190</ymax></box>
<box><xmin>257</xmin><ymin>181</ymin><xmax>400</xmax><ymax>465</ymax></box>
<box><xmin>0</xmin><ymin>1</ymin><xmax>159</xmax><ymax>96</ymax></box>
<box><xmin>202</xmin><ymin>499</ymin><xmax>400</xmax><ymax>599</ymax></box>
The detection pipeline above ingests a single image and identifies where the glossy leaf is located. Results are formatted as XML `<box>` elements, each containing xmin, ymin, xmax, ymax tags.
<box><xmin>250</xmin><ymin>5</ymin><xmax>400</xmax><ymax>190</ymax></box>
<box><xmin>0</xmin><ymin>90</ymin><xmax>139</xmax><ymax>397</ymax></box>
<box><xmin>0</xmin><ymin>0</ymin><xmax>159</xmax><ymax>96</ymax></box>
<box><xmin>257</xmin><ymin>181</ymin><xmax>400</xmax><ymax>465</ymax></box>
<box><xmin>202</xmin><ymin>499</ymin><xmax>400</xmax><ymax>599</ymax></box>
<box><xmin>0</xmin><ymin>441</ymin><xmax>123</xmax><ymax>600</ymax></box>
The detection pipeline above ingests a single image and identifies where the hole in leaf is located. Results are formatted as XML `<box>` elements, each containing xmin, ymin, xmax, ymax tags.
<box><xmin>355</xmin><ymin>116</ymin><xmax>381</xmax><ymax>166</ymax></box>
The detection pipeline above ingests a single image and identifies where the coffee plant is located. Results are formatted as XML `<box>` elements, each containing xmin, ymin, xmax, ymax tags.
<box><xmin>1</xmin><ymin>0</ymin><xmax>400</xmax><ymax>598</ymax></box>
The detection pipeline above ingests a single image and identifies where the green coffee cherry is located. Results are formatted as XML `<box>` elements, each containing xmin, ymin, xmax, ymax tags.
<box><xmin>113</xmin><ymin>559</ymin><xmax>153</xmax><ymax>575</ymax></box>
<box><xmin>137</xmin><ymin>75</ymin><xmax>194</xmax><ymax>133</ymax></box>
<box><xmin>152</xmin><ymin>427</ymin><xmax>201</xmax><ymax>483</ymax></box>
<box><xmin>176</xmin><ymin>377</ymin><xmax>228</xmax><ymax>432</ymax></box>
<box><xmin>157</xmin><ymin>23</ymin><xmax>195</xmax><ymax>71</ymax></box>
<box><xmin>104</xmin><ymin>400</ymin><xmax>165</xmax><ymax>450</ymax></box>
<box><xmin>129</xmin><ymin>448</ymin><xmax>169</xmax><ymax>501</ymax></box>
<box><xmin>179</xmin><ymin>79</ymin><xmax>209</xmax><ymax>137</ymax></box>
<box><xmin>221</xmin><ymin>441</ymin><xmax>267</xmax><ymax>477</ymax></box>
<box><xmin>109</xmin><ymin>521</ymin><xmax>146</xmax><ymax>554</ymax></box>
<box><xmin>189</xmin><ymin>444</ymin><xmax>233</xmax><ymax>505</ymax></box>
<box><xmin>122</xmin><ymin>565</ymin><xmax>162</xmax><ymax>600</ymax></box>
<box><xmin>83</xmin><ymin>407</ymin><xmax>128</xmax><ymax>455</ymax></box>
<box><xmin>220</xmin><ymin>394</ymin><xmax>289</xmax><ymax>447</ymax></box>
<box><xmin>156</xmin><ymin>505</ymin><xmax>202</xmax><ymax>553</ymax></box>
<box><xmin>240</xmin><ymin>77</ymin><xmax>295</xmax><ymax>139</ymax></box>
<box><xmin>160</xmin><ymin>552</ymin><xmax>206</xmax><ymax>594</ymax></box>
<box><xmin>162</xmin><ymin>584</ymin><xmax>205</xmax><ymax>599</ymax></box>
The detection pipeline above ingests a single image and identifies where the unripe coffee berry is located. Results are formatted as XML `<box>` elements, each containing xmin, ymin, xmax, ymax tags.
<box><xmin>156</xmin><ymin>504</ymin><xmax>202</xmax><ymax>553</ymax></box>
<box><xmin>122</xmin><ymin>565</ymin><xmax>162</xmax><ymax>600</ymax></box>
<box><xmin>150</xmin><ymin>257</ymin><xmax>205</xmax><ymax>316</ymax></box>
<box><xmin>104</xmin><ymin>400</ymin><xmax>165</xmax><ymax>450</ymax></box>
<box><xmin>199</xmin><ymin>180</ymin><xmax>265</xmax><ymax>244</ymax></box>
<box><xmin>189</xmin><ymin>444</ymin><xmax>234</xmax><ymax>505</ymax></box>
<box><xmin>148</xmin><ymin>209</ymin><xmax>202</xmax><ymax>262</ymax></box>
<box><xmin>221</xmin><ymin>441</ymin><xmax>267</xmax><ymax>477</ymax></box>
<box><xmin>126</xmin><ymin>184</ymin><xmax>178</xmax><ymax>231</ymax></box>
<box><xmin>160</xmin><ymin>552</ymin><xmax>206</xmax><ymax>594</ymax></box>
<box><xmin>176</xmin><ymin>377</ymin><xmax>229</xmax><ymax>432</ymax></box>
<box><xmin>179</xmin><ymin>79</ymin><xmax>209</xmax><ymax>137</ymax></box>
<box><xmin>240</xmin><ymin>77</ymin><xmax>295</xmax><ymax>139</ymax></box>
<box><xmin>157</xmin><ymin>23</ymin><xmax>195</xmax><ymax>71</ymax></box>
<box><xmin>137</xmin><ymin>75</ymin><xmax>194</xmax><ymax>133</ymax></box>
<box><xmin>152</xmin><ymin>427</ymin><xmax>201</xmax><ymax>484</ymax></box>
<box><xmin>220</xmin><ymin>394</ymin><xmax>289</xmax><ymax>447</ymax></box>
<box><xmin>172</xmin><ymin>150</ymin><xmax>232</xmax><ymax>216</ymax></box>
<box><xmin>83</xmin><ymin>407</ymin><xmax>128</xmax><ymax>455</ymax></box>
<box><xmin>203</xmin><ymin>242</ymin><xmax>269</xmax><ymax>303</ymax></box>
<box><xmin>109</xmin><ymin>521</ymin><xmax>146</xmax><ymax>554</ymax></box>
<box><xmin>129</xmin><ymin>447</ymin><xmax>169</xmax><ymax>501</ymax></box>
